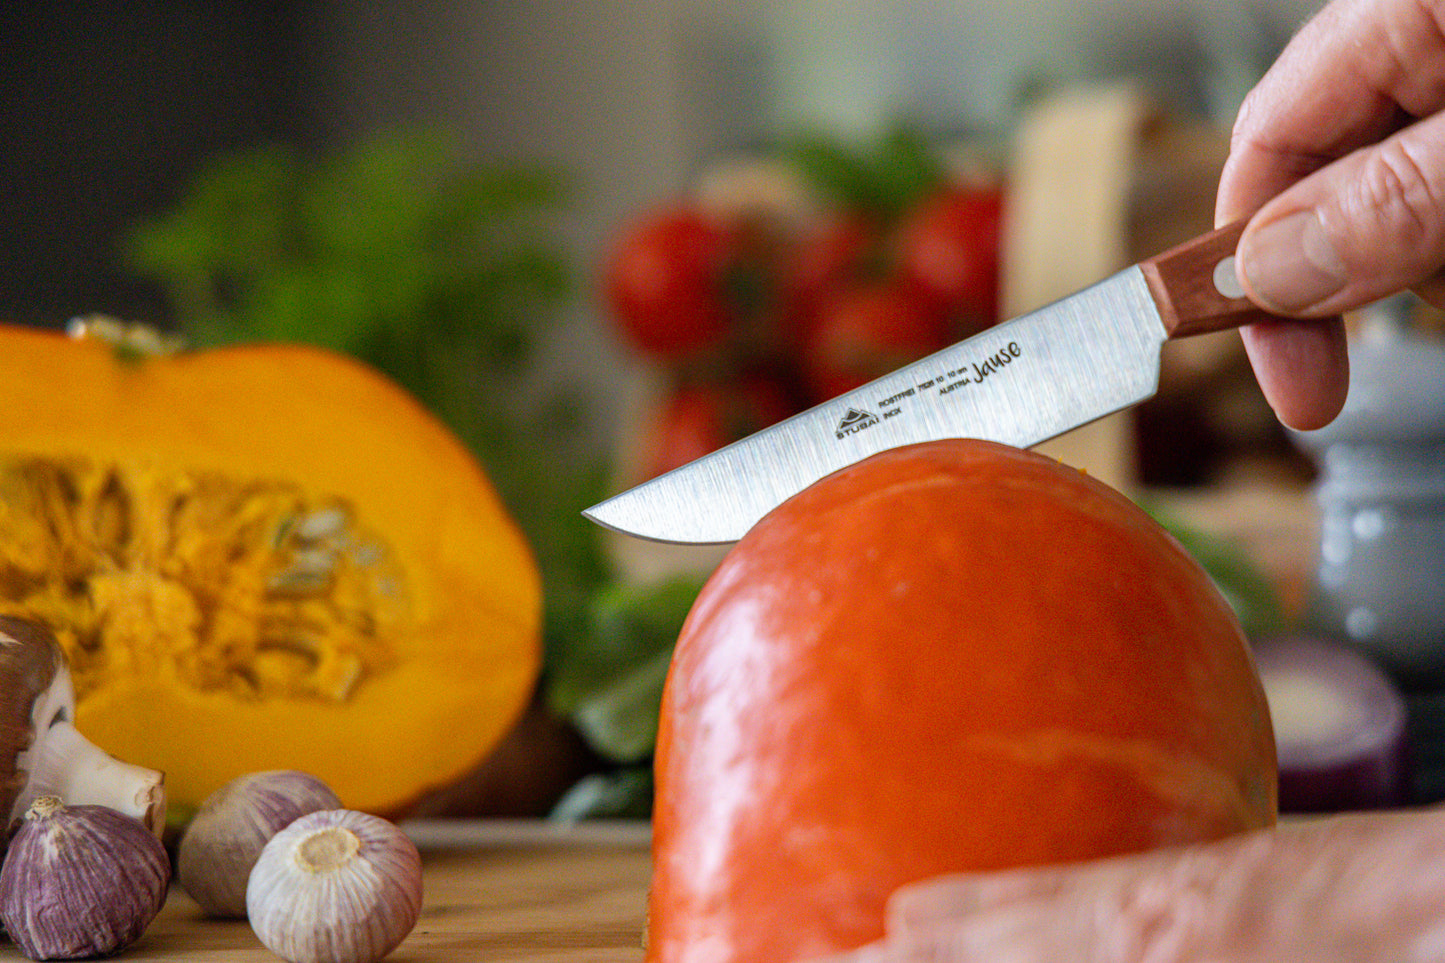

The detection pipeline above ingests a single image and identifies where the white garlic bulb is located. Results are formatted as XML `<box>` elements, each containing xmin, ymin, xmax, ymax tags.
<box><xmin>178</xmin><ymin>769</ymin><xmax>341</xmax><ymax>918</ymax></box>
<box><xmin>247</xmin><ymin>809</ymin><xmax>422</xmax><ymax>963</ymax></box>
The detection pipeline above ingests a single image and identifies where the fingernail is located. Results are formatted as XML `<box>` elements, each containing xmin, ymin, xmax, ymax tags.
<box><xmin>1239</xmin><ymin>211</ymin><xmax>1347</xmax><ymax>313</ymax></box>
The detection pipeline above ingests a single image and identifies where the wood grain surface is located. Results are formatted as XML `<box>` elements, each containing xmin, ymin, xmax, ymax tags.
<box><xmin>9</xmin><ymin>820</ymin><xmax>653</xmax><ymax>963</ymax></box>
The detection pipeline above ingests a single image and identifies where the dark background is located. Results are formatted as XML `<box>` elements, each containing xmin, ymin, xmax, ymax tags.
<box><xmin>1</xmin><ymin>4</ymin><xmax>319</xmax><ymax>327</ymax></box>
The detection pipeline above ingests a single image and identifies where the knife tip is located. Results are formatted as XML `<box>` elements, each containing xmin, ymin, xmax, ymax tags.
<box><xmin>579</xmin><ymin>503</ymin><xmax>616</xmax><ymax>532</ymax></box>
<box><xmin>580</xmin><ymin>501</ymin><xmax>741</xmax><ymax>547</ymax></box>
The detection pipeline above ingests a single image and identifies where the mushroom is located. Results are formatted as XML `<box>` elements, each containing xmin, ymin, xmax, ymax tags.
<box><xmin>0</xmin><ymin>616</ymin><xmax>165</xmax><ymax>838</ymax></box>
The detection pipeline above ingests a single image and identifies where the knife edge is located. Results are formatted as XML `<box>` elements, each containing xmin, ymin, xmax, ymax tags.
<box><xmin>585</xmin><ymin>265</ymin><xmax>1169</xmax><ymax>545</ymax></box>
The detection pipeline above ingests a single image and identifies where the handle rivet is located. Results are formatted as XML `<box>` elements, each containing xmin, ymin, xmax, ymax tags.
<box><xmin>1213</xmin><ymin>256</ymin><xmax>1245</xmax><ymax>299</ymax></box>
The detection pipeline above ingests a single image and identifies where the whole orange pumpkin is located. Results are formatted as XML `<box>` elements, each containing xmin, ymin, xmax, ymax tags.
<box><xmin>648</xmin><ymin>439</ymin><xmax>1277</xmax><ymax>963</ymax></box>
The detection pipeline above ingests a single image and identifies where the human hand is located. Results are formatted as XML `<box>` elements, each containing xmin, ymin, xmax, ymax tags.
<box><xmin>800</xmin><ymin>807</ymin><xmax>1445</xmax><ymax>962</ymax></box>
<box><xmin>1218</xmin><ymin>0</ymin><xmax>1445</xmax><ymax>430</ymax></box>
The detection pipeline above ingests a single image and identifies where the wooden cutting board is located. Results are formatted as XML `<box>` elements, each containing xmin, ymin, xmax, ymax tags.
<box><xmin>34</xmin><ymin>820</ymin><xmax>654</xmax><ymax>963</ymax></box>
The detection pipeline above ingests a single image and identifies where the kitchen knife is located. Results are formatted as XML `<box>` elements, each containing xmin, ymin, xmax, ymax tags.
<box><xmin>585</xmin><ymin>220</ymin><xmax>1281</xmax><ymax>544</ymax></box>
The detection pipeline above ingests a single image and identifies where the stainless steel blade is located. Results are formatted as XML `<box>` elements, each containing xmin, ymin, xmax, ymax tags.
<box><xmin>584</xmin><ymin>266</ymin><xmax>1168</xmax><ymax>544</ymax></box>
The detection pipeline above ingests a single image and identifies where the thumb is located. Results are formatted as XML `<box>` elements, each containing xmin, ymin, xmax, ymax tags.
<box><xmin>1236</xmin><ymin>111</ymin><xmax>1445</xmax><ymax>316</ymax></box>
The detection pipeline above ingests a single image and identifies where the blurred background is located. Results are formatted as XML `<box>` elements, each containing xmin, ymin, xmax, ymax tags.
<box><xmin>10</xmin><ymin>0</ymin><xmax>1445</xmax><ymax>818</ymax></box>
<box><xmin>3</xmin><ymin>0</ymin><xmax>1315</xmax><ymax>408</ymax></box>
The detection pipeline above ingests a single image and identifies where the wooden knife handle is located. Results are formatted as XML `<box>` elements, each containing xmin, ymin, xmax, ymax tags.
<box><xmin>1138</xmin><ymin>220</ymin><xmax>1287</xmax><ymax>338</ymax></box>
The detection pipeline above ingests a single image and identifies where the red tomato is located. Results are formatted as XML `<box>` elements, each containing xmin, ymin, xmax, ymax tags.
<box><xmin>778</xmin><ymin>216</ymin><xmax>876</xmax><ymax>343</ymax></box>
<box><xmin>603</xmin><ymin>206</ymin><xmax>740</xmax><ymax>360</ymax></box>
<box><xmin>640</xmin><ymin>377</ymin><xmax>796</xmax><ymax>481</ymax></box>
<box><xmin>802</xmin><ymin>280</ymin><xmax>950</xmax><ymax>404</ymax></box>
<box><xmin>894</xmin><ymin>187</ymin><xmax>1004</xmax><ymax>336</ymax></box>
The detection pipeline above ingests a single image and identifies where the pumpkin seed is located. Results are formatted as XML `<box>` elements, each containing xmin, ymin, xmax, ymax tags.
<box><xmin>0</xmin><ymin>456</ymin><xmax>409</xmax><ymax>704</ymax></box>
<box><xmin>266</xmin><ymin>569</ymin><xmax>334</xmax><ymax>597</ymax></box>
<box><xmin>271</xmin><ymin>513</ymin><xmax>296</xmax><ymax>549</ymax></box>
<box><xmin>293</xmin><ymin>505</ymin><xmax>349</xmax><ymax>542</ymax></box>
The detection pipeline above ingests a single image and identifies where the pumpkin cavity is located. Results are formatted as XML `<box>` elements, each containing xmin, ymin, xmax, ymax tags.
<box><xmin>0</xmin><ymin>457</ymin><xmax>409</xmax><ymax>704</ymax></box>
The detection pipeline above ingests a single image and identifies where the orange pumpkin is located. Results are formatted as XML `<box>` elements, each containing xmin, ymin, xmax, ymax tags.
<box><xmin>649</xmin><ymin>439</ymin><xmax>1276</xmax><ymax>963</ymax></box>
<box><xmin>0</xmin><ymin>322</ymin><xmax>541</xmax><ymax>816</ymax></box>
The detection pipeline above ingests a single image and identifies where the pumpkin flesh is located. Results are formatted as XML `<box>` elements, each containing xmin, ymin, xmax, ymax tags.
<box><xmin>0</xmin><ymin>325</ymin><xmax>540</xmax><ymax>815</ymax></box>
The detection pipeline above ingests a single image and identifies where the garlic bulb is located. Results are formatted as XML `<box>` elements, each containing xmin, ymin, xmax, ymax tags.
<box><xmin>0</xmin><ymin>796</ymin><xmax>170</xmax><ymax>960</ymax></box>
<box><xmin>248</xmin><ymin>809</ymin><xmax>422</xmax><ymax>963</ymax></box>
<box><xmin>177</xmin><ymin>769</ymin><xmax>341</xmax><ymax>918</ymax></box>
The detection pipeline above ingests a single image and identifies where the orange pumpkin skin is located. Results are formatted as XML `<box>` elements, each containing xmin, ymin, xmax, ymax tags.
<box><xmin>648</xmin><ymin>439</ymin><xmax>1277</xmax><ymax>963</ymax></box>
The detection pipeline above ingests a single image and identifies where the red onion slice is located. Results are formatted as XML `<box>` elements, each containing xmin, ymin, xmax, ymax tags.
<box><xmin>1253</xmin><ymin>635</ymin><xmax>1410</xmax><ymax>813</ymax></box>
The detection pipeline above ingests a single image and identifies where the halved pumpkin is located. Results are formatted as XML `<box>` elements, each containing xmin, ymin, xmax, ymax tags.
<box><xmin>0</xmin><ymin>322</ymin><xmax>541</xmax><ymax>816</ymax></box>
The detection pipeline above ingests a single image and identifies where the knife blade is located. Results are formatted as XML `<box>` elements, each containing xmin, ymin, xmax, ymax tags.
<box><xmin>584</xmin><ymin>220</ymin><xmax>1281</xmax><ymax>544</ymax></box>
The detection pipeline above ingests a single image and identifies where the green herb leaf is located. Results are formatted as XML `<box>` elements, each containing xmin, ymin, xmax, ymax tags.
<box><xmin>570</xmin><ymin>647</ymin><xmax>673</xmax><ymax>763</ymax></box>
<box><xmin>550</xmin><ymin>767</ymin><xmax>654</xmax><ymax>821</ymax></box>
<box><xmin>780</xmin><ymin>122</ymin><xmax>948</xmax><ymax>219</ymax></box>
<box><xmin>1144</xmin><ymin>504</ymin><xmax>1289</xmax><ymax>639</ymax></box>
<box><xmin>547</xmin><ymin>577</ymin><xmax>703</xmax><ymax>719</ymax></box>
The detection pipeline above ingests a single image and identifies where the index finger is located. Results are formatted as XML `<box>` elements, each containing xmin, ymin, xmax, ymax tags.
<box><xmin>1217</xmin><ymin>0</ymin><xmax>1445</xmax><ymax>222</ymax></box>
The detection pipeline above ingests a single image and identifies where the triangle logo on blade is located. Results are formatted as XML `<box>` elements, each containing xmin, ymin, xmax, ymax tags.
<box><xmin>835</xmin><ymin>407</ymin><xmax>879</xmax><ymax>438</ymax></box>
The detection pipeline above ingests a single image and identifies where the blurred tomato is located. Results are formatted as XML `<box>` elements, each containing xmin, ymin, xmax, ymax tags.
<box><xmin>640</xmin><ymin>377</ymin><xmax>796</xmax><ymax>481</ymax></box>
<box><xmin>894</xmin><ymin>186</ymin><xmax>1003</xmax><ymax>336</ymax></box>
<box><xmin>603</xmin><ymin>206</ymin><xmax>741</xmax><ymax>360</ymax></box>
<box><xmin>802</xmin><ymin>280</ymin><xmax>950</xmax><ymax>404</ymax></box>
<box><xmin>778</xmin><ymin>216</ymin><xmax>876</xmax><ymax>342</ymax></box>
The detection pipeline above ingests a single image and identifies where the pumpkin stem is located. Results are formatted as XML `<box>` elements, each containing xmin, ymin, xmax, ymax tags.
<box><xmin>66</xmin><ymin>315</ymin><xmax>186</xmax><ymax>361</ymax></box>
